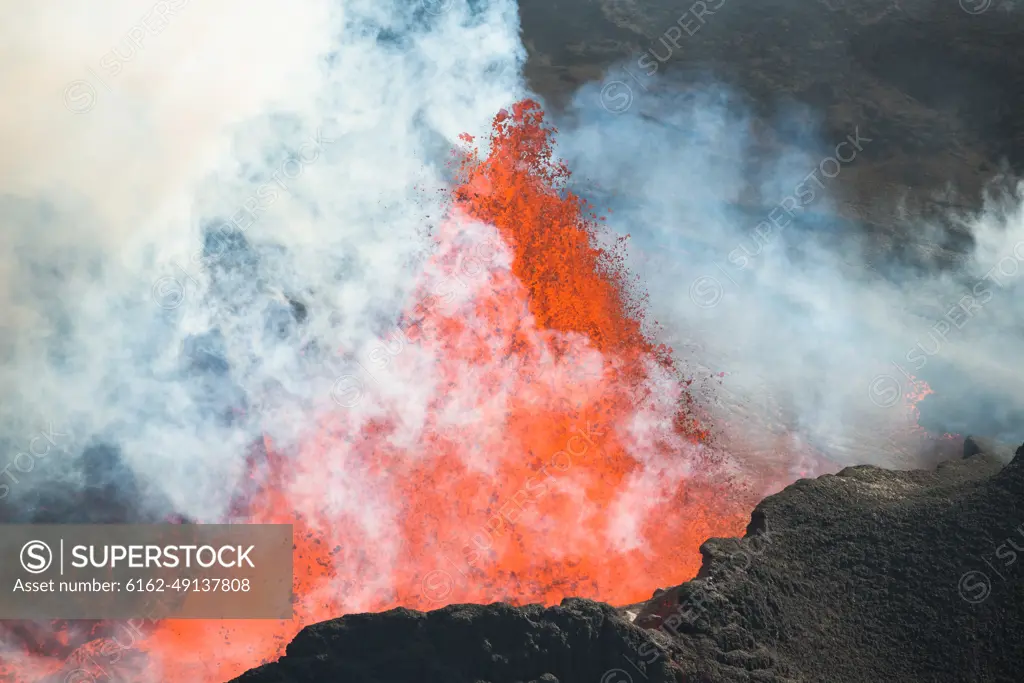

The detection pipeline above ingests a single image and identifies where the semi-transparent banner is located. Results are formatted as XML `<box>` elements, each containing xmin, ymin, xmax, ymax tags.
<box><xmin>1</xmin><ymin>524</ymin><xmax>293</xmax><ymax>619</ymax></box>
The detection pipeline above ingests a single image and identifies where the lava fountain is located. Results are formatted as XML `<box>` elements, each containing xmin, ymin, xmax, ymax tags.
<box><xmin>6</xmin><ymin>100</ymin><xmax>783</xmax><ymax>682</ymax></box>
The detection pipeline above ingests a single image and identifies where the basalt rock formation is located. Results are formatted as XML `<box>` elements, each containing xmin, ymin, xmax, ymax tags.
<box><xmin>231</xmin><ymin>440</ymin><xmax>1024</xmax><ymax>683</ymax></box>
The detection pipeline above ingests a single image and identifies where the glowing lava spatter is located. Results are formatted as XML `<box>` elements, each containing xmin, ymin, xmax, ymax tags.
<box><xmin>904</xmin><ymin>375</ymin><xmax>960</xmax><ymax>443</ymax></box>
<box><xmin>4</xmin><ymin>100</ymin><xmax>753</xmax><ymax>683</ymax></box>
<box><xmin>906</xmin><ymin>375</ymin><xmax>934</xmax><ymax>420</ymax></box>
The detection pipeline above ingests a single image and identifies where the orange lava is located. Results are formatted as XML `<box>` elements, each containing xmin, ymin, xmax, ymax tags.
<box><xmin>3</xmin><ymin>100</ymin><xmax>753</xmax><ymax>682</ymax></box>
<box><xmin>905</xmin><ymin>375</ymin><xmax>934</xmax><ymax>419</ymax></box>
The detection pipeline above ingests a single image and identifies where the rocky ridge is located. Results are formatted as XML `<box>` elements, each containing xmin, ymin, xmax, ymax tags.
<box><xmin>232</xmin><ymin>438</ymin><xmax>1024</xmax><ymax>683</ymax></box>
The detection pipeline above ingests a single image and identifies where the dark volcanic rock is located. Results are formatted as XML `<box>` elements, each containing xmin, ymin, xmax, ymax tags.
<box><xmin>963</xmin><ymin>434</ymin><xmax>1019</xmax><ymax>464</ymax></box>
<box><xmin>227</xmin><ymin>10</ymin><xmax>1024</xmax><ymax>680</ymax></box>
<box><xmin>523</xmin><ymin>0</ymin><xmax>1024</xmax><ymax>210</ymax></box>
<box><xmin>631</xmin><ymin>448</ymin><xmax>1024</xmax><ymax>682</ymax></box>
<box><xmin>231</xmin><ymin>600</ymin><xmax>683</xmax><ymax>683</ymax></box>
<box><xmin>231</xmin><ymin>448</ymin><xmax>1024</xmax><ymax>683</ymax></box>
<box><xmin>522</xmin><ymin>0</ymin><xmax>1024</xmax><ymax>275</ymax></box>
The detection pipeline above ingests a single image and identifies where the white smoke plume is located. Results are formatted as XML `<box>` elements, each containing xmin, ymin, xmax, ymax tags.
<box><xmin>3</xmin><ymin>1</ymin><xmax>1022</xmax><ymax>676</ymax></box>
<box><xmin>554</xmin><ymin>72</ymin><xmax>1024</xmax><ymax>472</ymax></box>
<box><xmin>0</xmin><ymin>0</ymin><xmax>527</xmax><ymax>520</ymax></box>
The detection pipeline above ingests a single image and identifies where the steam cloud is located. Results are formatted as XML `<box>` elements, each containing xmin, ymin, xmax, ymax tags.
<box><xmin>555</xmin><ymin>74</ymin><xmax>1024</xmax><ymax>471</ymax></box>
<box><xmin>0</xmin><ymin>0</ymin><xmax>526</xmax><ymax>519</ymax></box>
<box><xmin>3</xmin><ymin>0</ymin><xmax>1022</xmax><ymax>542</ymax></box>
<box><xmin>2</xmin><ymin>0</ymin><xmax>1023</xmax><ymax>676</ymax></box>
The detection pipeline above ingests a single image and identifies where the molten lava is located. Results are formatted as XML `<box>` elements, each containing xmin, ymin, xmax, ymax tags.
<box><xmin>5</xmin><ymin>100</ymin><xmax>761</xmax><ymax>682</ymax></box>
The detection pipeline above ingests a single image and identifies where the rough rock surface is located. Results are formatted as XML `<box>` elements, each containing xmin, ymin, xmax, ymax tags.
<box><xmin>963</xmin><ymin>434</ymin><xmax>1017</xmax><ymax>464</ymax></box>
<box><xmin>231</xmin><ymin>442</ymin><xmax>1024</xmax><ymax>683</ymax></box>
<box><xmin>233</xmin><ymin>600</ymin><xmax>681</xmax><ymax>683</ymax></box>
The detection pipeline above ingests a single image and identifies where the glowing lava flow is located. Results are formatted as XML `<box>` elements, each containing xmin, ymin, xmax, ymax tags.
<box><xmin>3</xmin><ymin>100</ymin><xmax>754</xmax><ymax>683</ymax></box>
